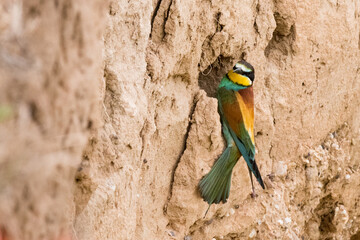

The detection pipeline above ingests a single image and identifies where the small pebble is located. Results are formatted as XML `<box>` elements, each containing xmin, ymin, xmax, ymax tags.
<box><xmin>332</xmin><ymin>143</ymin><xmax>340</xmax><ymax>150</ymax></box>
<box><xmin>345</xmin><ymin>174</ymin><xmax>351</xmax><ymax>180</ymax></box>
<box><xmin>249</xmin><ymin>229</ymin><xmax>257</xmax><ymax>238</ymax></box>
<box><xmin>229</xmin><ymin>208</ymin><xmax>235</xmax><ymax>215</ymax></box>
<box><xmin>334</xmin><ymin>205</ymin><xmax>349</xmax><ymax>229</ymax></box>
<box><xmin>184</xmin><ymin>236</ymin><xmax>192</xmax><ymax>240</ymax></box>
<box><xmin>284</xmin><ymin>217</ymin><xmax>292</xmax><ymax>224</ymax></box>
<box><xmin>136</xmin><ymin>194</ymin><xmax>140</xmax><ymax>198</ymax></box>
<box><xmin>277</xmin><ymin>219</ymin><xmax>284</xmax><ymax>225</ymax></box>
<box><xmin>274</xmin><ymin>204</ymin><xmax>279</xmax><ymax>210</ymax></box>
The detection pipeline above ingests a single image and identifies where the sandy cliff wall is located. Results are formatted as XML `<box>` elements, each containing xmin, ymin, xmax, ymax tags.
<box><xmin>0</xmin><ymin>0</ymin><xmax>360</xmax><ymax>239</ymax></box>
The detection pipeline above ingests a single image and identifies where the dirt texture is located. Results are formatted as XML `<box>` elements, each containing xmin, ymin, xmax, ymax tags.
<box><xmin>0</xmin><ymin>0</ymin><xmax>105</xmax><ymax>239</ymax></box>
<box><xmin>0</xmin><ymin>0</ymin><xmax>360</xmax><ymax>239</ymax></box>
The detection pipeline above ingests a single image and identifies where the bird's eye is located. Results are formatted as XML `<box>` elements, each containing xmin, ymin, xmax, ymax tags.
<box><xmin>233</xmin><ymin>65</ymin><xmax>237</xmax><ymax>70</ymax></box>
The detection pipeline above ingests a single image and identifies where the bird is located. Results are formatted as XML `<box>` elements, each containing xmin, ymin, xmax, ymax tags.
<box><xmin>199</xmin><ymin>60</ymin><xmax>265</xmax><ymax>209</ymax></box>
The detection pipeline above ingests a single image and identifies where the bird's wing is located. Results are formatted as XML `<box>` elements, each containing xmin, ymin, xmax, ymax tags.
<box><xmin>217</xmin><ymin>87</ymin><xmax>255</xmax><ymax>158</ymax></box>
<box><xmin>218</xmin><ymin>86</ymin><xmax>265</xmax><ymax>189</ymax></box>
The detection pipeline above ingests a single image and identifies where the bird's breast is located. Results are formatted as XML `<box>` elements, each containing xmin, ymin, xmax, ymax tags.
<box><xmin>235</xmin><ymin>87</ymin><xmax>254</xmax><ymax>143</ymax></box>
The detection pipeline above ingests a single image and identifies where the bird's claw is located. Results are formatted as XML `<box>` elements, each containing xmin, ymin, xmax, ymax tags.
<box><xmin>250</xmin><ymin>191</ymin><xmax>257</xmax><ymax>198</ymax></box>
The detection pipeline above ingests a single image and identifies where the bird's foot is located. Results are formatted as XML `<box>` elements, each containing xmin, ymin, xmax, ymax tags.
<box><xmin>250</xmin><ymin>192</ymin><xmax>258</xmax><ymax>198</ymax></box>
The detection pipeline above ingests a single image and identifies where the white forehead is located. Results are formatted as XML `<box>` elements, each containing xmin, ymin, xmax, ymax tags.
<box><xmin>235</xmin><ymin>63</ymin><xmax>252</xmax><ymax>72</ymax></box>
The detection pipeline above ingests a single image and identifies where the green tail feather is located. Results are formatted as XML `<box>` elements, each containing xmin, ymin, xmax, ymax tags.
<box><xmin>199</xmin><ymin>145</ymin><xmax>240</xmax><ymax>204</ymax></box>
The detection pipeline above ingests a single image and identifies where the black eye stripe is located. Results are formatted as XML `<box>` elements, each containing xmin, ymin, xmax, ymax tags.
<box><xmin>235</xmin><ymin>69</ymin><xmax>249</xmax><ymax>76</ymax></box>
<box><xmin>245</xmin><ymin>72</ymin><xmax>254</xmax><ymax>81</ymax></box>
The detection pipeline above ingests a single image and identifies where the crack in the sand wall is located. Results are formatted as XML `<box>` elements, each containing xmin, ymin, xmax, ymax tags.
<box><xmin>150</xmin><ymin>0</ymin><xmax>163</xmax><ymax>38</ymax></box>
<box><xmin>165</xmin><ymin>93</ymin><xmax>199</xmax><ymax>211</ymax></box>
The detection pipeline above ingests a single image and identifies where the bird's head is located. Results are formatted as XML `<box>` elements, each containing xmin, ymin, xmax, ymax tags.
<box><xmin>227</xmin><ymin>60</ymin><xmax>255</xmax><ymax>87</ymax></box>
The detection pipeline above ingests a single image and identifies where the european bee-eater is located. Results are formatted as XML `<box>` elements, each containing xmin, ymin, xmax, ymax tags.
<box><xmin>199</xmin><ymin>60</ymin><xmax>265</xmax><ymax>206</ymax></box>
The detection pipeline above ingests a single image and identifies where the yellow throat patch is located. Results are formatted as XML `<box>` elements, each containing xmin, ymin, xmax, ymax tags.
<box><xmin>227</xmin><ymin>70</ymin><xmax>252</xmax><ymax>86</ymax></box>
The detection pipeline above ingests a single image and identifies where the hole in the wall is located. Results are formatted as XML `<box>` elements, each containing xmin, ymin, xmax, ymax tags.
<box><xmin>198</xmin><ymin>55</ymin><xmax>233</xmax><ymax>98</ymax></box>
<box><xmin>315</xmin><ymin>195</ymin><xmax>337</xmax><ymax>234</ymax></box>
<box><xmin>264</xmin><ymin>20</ymin><xmax>296</xmax><ymax>60</ymax></box>
<box><xmin>87</xmin><ymin>120</ymin><xmax>93</xmax><ymax>129</ymax></box>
